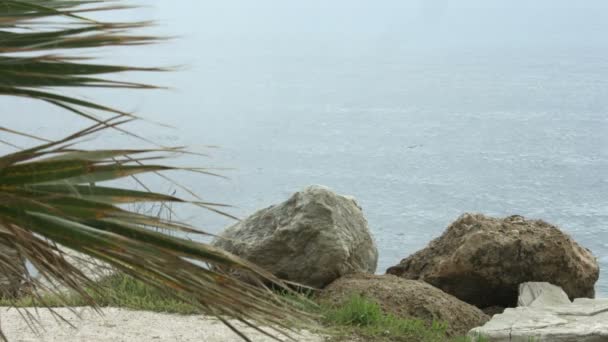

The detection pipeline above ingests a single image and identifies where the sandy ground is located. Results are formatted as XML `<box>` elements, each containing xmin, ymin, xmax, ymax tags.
<box><xmin>0</xmin><ymin>307</ymin><xmax>324</xmax><ymax>342</ymax></box>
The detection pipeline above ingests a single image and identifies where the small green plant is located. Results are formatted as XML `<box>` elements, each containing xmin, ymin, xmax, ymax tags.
<box><xmin>324</xmin><ymin>294</ymin><xmax>383</xmax><ymax>326</ymax></box>
<box><xmin>321</xmin><ymin>294</ymin><xmax>448</xmax><ymax>341</ymax></box>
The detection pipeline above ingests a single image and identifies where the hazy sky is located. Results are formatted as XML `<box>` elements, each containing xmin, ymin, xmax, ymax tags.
<box><xmin>141</xmin><ymin>0</ymin><xmax>608</xmax><ymax>50</ymax></box>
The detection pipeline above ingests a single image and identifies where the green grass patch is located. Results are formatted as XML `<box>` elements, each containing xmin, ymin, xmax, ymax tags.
<box><xmin>320</xmin><ymin>294</ymin><xmax>453</xmax><ymax>341</ymax></box>
<box><xmin>3</xmin><ymin>274</ymin><xmax>200</xmax><ymax>314</ymax></box>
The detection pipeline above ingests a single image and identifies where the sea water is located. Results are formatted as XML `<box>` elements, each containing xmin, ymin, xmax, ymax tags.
<box><xmin>3</xmin><ymin>1</ymin><xmax>607</xmax><ymax>295</ymax></box>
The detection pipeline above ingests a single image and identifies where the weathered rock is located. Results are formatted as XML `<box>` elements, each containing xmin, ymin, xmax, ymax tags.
<box><xmin>212</xmin><ymin>185</ymin><xmax>378</xmax><ymax>289</ymax></box>
<box><xmin>469</xmin><ymin>298</ymin><xmax>608</xmax><ymax>341</ymax></box>
<box><xmin>386</xmin><ymin>213</ymin><xmax>599</xmax><ymax>308</ymax></box>
<box><xmin>318</xmin><ymin>273</ymin><xmax>489</xmax><ymax>337</ymax></box>
<box><xmin>518</xmin><ymin>282</ymin><xmax>571</xmax><ymax>308</ymax></box>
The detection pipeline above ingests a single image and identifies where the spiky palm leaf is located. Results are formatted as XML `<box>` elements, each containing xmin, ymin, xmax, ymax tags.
<box><xmin>0</xmin><ymin>1</ymin><xmax>313</xmax><ymax>341</ymax></box>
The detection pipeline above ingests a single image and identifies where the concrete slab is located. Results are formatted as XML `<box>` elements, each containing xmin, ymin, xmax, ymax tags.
<box><xmin>518</xmin><ymin>282</ymin><xmax>571</xmax><ymax>308</ymax></box>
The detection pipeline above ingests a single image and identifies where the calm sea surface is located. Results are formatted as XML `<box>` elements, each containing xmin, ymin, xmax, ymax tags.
<box><xmin>4</xmin><ymin>1</ymin><xmax>607</xmax><ymax>295</ymax></box>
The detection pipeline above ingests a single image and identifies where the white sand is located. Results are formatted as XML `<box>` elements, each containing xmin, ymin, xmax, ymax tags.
<box><xmin>0</xmin><ymin>307</ymin><xmax>324</xmax><ymax>342</ymax></box>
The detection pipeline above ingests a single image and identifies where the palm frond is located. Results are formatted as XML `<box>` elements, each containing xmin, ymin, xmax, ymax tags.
<box><xmin>0</xmin><ymin>0</ymin><xmax>162</xmax><ymax>127</ymax></box>
<box><xmin>0</xmin><ymin>1</ymin><xmax>316</xmax><ymax>341</ymax></box>
<box><xmin>0</xmin><ymin>124</ymin><xmax>316</xmax><ymax>341</ymax></box>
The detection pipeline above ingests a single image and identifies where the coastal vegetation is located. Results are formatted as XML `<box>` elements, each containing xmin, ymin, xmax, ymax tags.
<box><xmin>3</xmin><ymin>273</ymin><xmax>486</xmax><ymax>342</ymax></box>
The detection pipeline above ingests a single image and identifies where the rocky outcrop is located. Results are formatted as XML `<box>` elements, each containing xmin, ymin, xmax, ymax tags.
<box><xmin>212</xmin><ymin>185</ymin><xmax>378</xmax><ymax>289</ymax></box>
<box><xmin>318</xmin><ymin>273</ymin><xmax>489</xmax><ymax>336</ymax></box>
<box><xmin>386</xmin><ymin>213</ymin><xmax>599</xmax><ymax>308</ymax></box>
<box><xmin>469</xmin><ymin>284</ymin><xmax>608</xmax><ymax>341</ymax></box>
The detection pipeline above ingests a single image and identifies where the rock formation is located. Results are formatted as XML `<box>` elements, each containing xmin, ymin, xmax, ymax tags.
<box><xmin>212</xmin><ymin>185</ymin><xmax>378</xmax><ymax>288</ymax></box>
<box><xmin>318</xmin><ymin>273</ymin><xmax>489</xmax><ymax>336</ymax></box>
<box><xmin>386</xmin><ymin>213</ymin><xmax>599</xmax><ymax>308</ymax></box>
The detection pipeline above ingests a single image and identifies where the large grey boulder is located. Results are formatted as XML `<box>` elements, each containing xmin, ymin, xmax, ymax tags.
<box><xmin>469</xmin><ymin>298</ymin><xmax>608</xmax><ymax>341</ymax></box>
<box><xmin>386</xmin><ymin>213</ymin><xmax>599</xmax><ymax>308</ymax></box>
<box><xmin>212</xmin><ymin>185</ymin><xmax>378</xmax><ymax>288</ymax></box>
<box><xmin>318</xmin><ymin>273</ymin><xmax>489</xmax><ymax>337</ymax></box>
